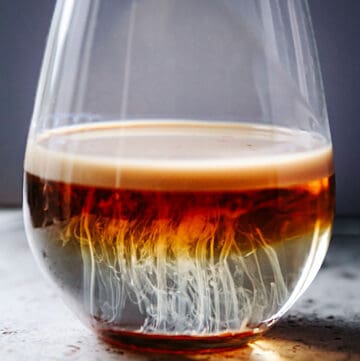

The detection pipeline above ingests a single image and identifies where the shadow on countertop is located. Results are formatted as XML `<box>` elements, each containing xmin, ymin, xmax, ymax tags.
<box><xmin>268</xmin><ymin>313</ymin><xmax>360</xmax><ymax>353</ymax></box>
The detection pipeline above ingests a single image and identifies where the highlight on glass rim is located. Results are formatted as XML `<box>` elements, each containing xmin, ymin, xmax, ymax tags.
<box><xmin>23</xmin><ymin>0</ymin><xmax>335</xmax><ymax>353</ymax></box>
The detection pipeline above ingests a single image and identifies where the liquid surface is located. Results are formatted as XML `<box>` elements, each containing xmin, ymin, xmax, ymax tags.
<box><xmin>24</xmin><ymin>121</ymin><xmax>334</xmax><ymax>351</ymax></box>
<box><xmin>25</xmin><ymin>121</ymin><xmax>333</xmax><ymax>190</ymax></box>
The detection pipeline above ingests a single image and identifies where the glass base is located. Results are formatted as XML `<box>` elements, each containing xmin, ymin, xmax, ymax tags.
<box><xmin>97</xmin><ymin>328</ymin><xmax>262</xmax><ymax>354</ymax></box>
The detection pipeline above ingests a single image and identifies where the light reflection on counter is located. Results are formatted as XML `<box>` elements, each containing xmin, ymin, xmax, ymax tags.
<box><xmin>177</xmin><ymin>337</ymin><xmax>355</xmax><ymax>361</ymax></box>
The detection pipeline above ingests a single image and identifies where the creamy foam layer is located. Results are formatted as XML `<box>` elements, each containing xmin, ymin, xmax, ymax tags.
<box><xmin>25</xmin><ymin>121</ymin><xmax>334</xmax><ymax>190</ymax></box>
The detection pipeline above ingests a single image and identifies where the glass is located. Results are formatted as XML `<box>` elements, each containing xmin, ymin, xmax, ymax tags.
<box><xmin>23</xmin><ymin>0</ymin><xmax>334</xmax><ymax>353</ymax></box>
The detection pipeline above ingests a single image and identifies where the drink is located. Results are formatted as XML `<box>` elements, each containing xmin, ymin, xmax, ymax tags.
<box><xmin>24</xmin><ymin>121</ymin><xmax>334</xmax><ymax>352</ymax></box>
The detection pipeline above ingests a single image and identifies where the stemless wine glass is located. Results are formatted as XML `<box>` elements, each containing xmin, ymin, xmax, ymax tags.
<box><xmin>23</xmin><ymin>0</ymin><xmax>335</xmax><ymax>353</ymax></box>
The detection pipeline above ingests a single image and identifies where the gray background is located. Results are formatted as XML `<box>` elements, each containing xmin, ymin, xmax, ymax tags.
<box><xmin>0</xmin><ymin>1</ymin><xmax>359</xmax><ymax>215</ymax></box>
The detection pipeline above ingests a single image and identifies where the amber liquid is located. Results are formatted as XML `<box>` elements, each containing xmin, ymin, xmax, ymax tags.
<box><xmin>26</xmin><ymin>174</ymin><xmax>334</xmax><ymax>257</ymax></box>
<box><xmin>24</xmin><ymin>121</ymin><xmax>335</xmax><ymax>352</ymax></box>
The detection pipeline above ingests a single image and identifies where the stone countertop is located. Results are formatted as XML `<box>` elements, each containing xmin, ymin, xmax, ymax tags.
<box><xmin>1</xmin><ymin>209</ymin><xmax>359</xmax><ymax>361</ymax></box>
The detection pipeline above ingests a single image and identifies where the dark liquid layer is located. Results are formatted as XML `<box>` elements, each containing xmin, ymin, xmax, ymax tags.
<box><xmin>26</xmin><ymin>172</ymin><xmax>334</xmax><ymax>251</ymax></box>
<box><xmin>98</xmin><ymin>328</ymin><xmax>259</xmax><ymax>353</ymax></box>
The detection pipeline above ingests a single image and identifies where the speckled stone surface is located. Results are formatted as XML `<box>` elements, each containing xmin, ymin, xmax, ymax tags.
<box><xmin>1</xmin><ymin>209</ymin><xmax>359</xmax><ymax>361</ymax></box>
